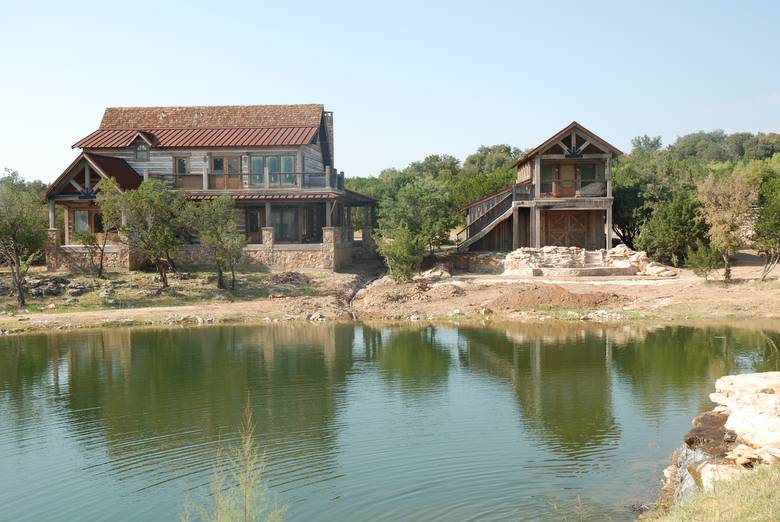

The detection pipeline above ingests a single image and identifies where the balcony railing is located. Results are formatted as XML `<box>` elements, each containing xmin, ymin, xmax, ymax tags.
<box><xmin>540</xmin><ymin>180</ymin><xmax>606</xmax><ymax>198</ymax></box>
<box><xmin>176</xmin><ymin>169</ymin><xmax>346</xmax><ymax>191</ymax></box>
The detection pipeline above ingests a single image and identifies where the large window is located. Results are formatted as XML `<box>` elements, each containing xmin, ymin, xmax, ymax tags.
<box><xmin>271</xmin><ymin>206</ymin><xmax>298</xmax><ymax>242</ymax></box>
<box><xmin>578</xmin><ymin>164</ymin><xmax>597</xmax><ymax>185</ymax></box>
<box><xmin>74</xmin><ymin>210</ymin><xmax>89</xmax><ymax>234</ymax></box>
<box><xmin>93</xmin><ymin>213</ymin><xmax>104</xmax><ymax>233</ymax></box>
<box><xmin>265</xmin><ymin>155</ymin><xmax>295</xmax><ymax>184</ymax></box>
<box><xmin>136</xmin><ymin>143</ymin><xmax>150</xmax><ymax>161</ymax></box>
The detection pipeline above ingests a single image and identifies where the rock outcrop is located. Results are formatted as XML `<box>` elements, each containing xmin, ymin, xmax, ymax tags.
<box><xmin>503</xmin><ymin>244</ymin><xmax>677</xmax><ymax>277</ymax></box>
<box><xmin>658</xmin><ymin>372</ymin><xmax>780</xmax><ymax>509</ymax></box>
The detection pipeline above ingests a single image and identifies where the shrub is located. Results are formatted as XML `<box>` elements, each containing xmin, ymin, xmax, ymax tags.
<box><xmin>377</xmin><ymin>225</ymin><xmax>425</xmax><ymax>281</ymax></box>
<box><xmin>685</xmin><ymin>240</ymin><xmax>723</xmax><ymax>280</ymax></box>
<box><xmin>635</xmin><ymin>192</ymin><xmax>707</xmax><ymax>267</ymax></box>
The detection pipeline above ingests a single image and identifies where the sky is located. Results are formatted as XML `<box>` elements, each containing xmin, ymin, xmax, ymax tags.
<box><xmin>1</xmin><ymin>0</ymin><xmax>779</xmax><ymax>183</ymax></box>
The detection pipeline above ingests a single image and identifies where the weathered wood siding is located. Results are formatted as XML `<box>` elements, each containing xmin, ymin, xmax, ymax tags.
<box><xmin>516</xmin><ymin>163</ymin><xmax>532</xmax><ymax>183</ymax></box>
<box><xmin>302</xmin><ymin>144</ymin><xmax>324</xmax><ymax>173</ymax></box>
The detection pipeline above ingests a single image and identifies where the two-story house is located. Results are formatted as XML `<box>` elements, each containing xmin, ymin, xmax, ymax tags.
<box><xmin>457</xmin><ymin>122</ymin><xmax>621</xmax><ymax>252</ymax></box>
<box><xmin>45</xmin><ymin>104</ymin><xmax>377</xmax><ymax>271</ymax></box>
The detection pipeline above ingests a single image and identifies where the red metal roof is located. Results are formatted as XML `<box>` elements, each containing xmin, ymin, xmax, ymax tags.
<box><xmin>73</xmin><ymin>126</ymin><xmax>319</xmax><ymax>149</ymax></box>
<box><xmin>187</xmin><ymin>192</ymin><xmax>338</xmax><ymax>201</ymax></box>
<box><xmin>46</xmin><ymin>152</ymin><xmax>142</xmax><ymax>196</ymax></box>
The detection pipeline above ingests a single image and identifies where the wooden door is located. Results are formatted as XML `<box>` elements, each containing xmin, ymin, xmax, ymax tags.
<box><xmin>558</xmin><ymin>165</ymin><xmax>576</xmax><ymax>197</ymax></box>
<box><xmin>212</xmin><ymin>157</ymin><xmax>241</xmax><ymax>189</ymax></box>
<box><xmin>546</xmin><ymin>211</ymin><xmax>589</xmax><ymax>247</ymax></box>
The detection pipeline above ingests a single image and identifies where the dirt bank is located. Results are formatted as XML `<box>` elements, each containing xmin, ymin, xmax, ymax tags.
<box><xmin>0</xmin><ymin>251</ymin><xmax>778</xmax><ymax>335</ymax></box>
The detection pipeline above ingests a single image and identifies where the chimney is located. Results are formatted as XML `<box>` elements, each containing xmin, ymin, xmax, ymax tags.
<box><xmin>323</xmin><ymin>111</ymin><xmax>335</xmax><ymax>168</ymax></box>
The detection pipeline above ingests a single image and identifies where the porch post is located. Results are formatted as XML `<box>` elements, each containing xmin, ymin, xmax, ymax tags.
<box><xmin>325</xmin><ymin>200</ymin><xmax>333</xmax><ymax>227</ymax></box>
<box><xmin>264</xmin><ymin>166</ymin><xmax>270</xmax><ymax>189</ymax></box>
<box><xmin>532</xmin><ymin>207</ymin><xmax>542</xmax><ymax>248</ymax></box>
<box><xmin>202</xmin><ymin>161</ymin><xmax>208</xmax><ymax>190</ymax></box>
<box><xmin>325</xmin><ymin>166</ymin><xmax>332</xmax><ymax>190</ymax></box>
<box><xmin>606</xmin><ymin>206</ymin><xmax>613</xmax><ymax>249</ymax></box>
<box><xmin>265</xmin><ymin>202</ymin><xmax>271</xmax><ymax>227</ymax></box>
<box><xmin>606</xmin><ymin>156</ymin><xmax>613</xmax><ymax>198</ymax></box>
<box><xmin>512</xmin><ymin>205</ymin><xmax>519</xmax><ymax>250</ymax></box>
<box><xmin>48</xmin><ymin>199</ymin><xmax>56</xmax><ymax>229</ymax></box>
<box><xmin>533</xmin><ymin>157</ymin><xmax>541</xmax><ymax>199</ymax></box>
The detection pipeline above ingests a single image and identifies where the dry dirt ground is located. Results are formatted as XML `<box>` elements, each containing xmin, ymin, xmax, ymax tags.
<box><xmin>0</xmin><ymin>251</ymin><xmax>778</xmax><ymax>335</ymax></box>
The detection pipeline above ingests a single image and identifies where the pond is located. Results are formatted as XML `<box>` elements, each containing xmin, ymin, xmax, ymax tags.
<box><xmin>1</xmin><ymin>323</ymin><xmax>779</xmax><ymax>521</ymax></box>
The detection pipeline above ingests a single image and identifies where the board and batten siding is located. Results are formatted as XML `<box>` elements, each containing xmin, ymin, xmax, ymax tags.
<box><xmin>301</xmin><ymin>144</ymin><xmax>324</xmax><ymax>173</ymax></box>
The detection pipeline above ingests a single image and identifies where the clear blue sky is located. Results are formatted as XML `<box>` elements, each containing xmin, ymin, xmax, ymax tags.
<box><xmin>1</xmin><ymin>0</ymin><xmax>778</xmax><ymax>183</ymax></box>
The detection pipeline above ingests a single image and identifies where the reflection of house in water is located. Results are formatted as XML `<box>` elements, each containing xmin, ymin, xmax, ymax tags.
<box><xmin>39</xmin><ymin>325</ymin><xmax>357</xmax><ymax>484</ymax></box>
<box><xmin>459</xmin><ymin>326</ymin><xmax>619</xmax><ymax>457</ymax></box>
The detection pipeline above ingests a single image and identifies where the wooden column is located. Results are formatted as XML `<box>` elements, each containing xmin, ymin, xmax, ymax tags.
<box><xmin>532</xmin><ymin>207</ymin><xmax>542</xmax><ymax>248</ymax></box>
<box><xmin>533</xmin><ymin>157</ymin><xmax>541</xmax><ymax>199</ymax></box>
<box><xmin>265</xmin><ymin>202</ymin><xmax>272</xmax><ymax>226</ymax></box>
<box><xmin>325</xmin><ymin>166</ymin><xmax>332</xmax><ymax>190</ymax></box>
<box><xmin>512</xmin><ymin>206</ymin><xmax>519</xmax><ymax>250</ymax></box>
<box><xmin>202</xmin><ymin>161</ymin><xmax>209</xmax><ymax>190</ymax></box>
<box><xmin>605</xmin><ymin>206</ymin><xmax>613</xmax><ymax>249</ymax></box>
<box><xmin>606</xmin><ymin>156</ymin><xmax>613</xmax><ymax>198</ymax></box>
<box><xmin>325</xmin><ymin>201</ymin><xmax>332</xmax><ymax>227</ymax></box>
<box><xmin>48</xmin><ymin>200</ymin><xmax>56</xmax><ymax>229</ymax></box>
<box><xmin>84</xmin><ymin>164</ymin><xmax>91</xmax><ymax>191</ymax></box>
<box><xmin>64</xmin><ymin>207</ymin><xmax>70</xmax><ymax>245</ymax></box>
<box><xmin>264</xmin><ymin>166</ymin><xmax>270</xmax><ymax>189</ymax></box>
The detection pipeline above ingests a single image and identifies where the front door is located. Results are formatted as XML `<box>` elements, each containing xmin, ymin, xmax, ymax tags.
<box><xmin>211</xmin><ymin>157</ymin><xmax>241</xmax><ymax>189</ymax></box>
<box><xmin>558</xmin><ymin>165</ymin><xmax>576</xmax><ymax>197</ymax></box>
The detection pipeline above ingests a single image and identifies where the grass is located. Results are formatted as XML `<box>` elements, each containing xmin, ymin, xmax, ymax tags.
<box><xmin>182</xmin><ymin>399</ymin><xmax>287</xmax><ymax>522</ymax></box>
<box><xmin>0</xmin><ymin>265</ymin><xmax>322</xmax><ymax>315</ymax></box>
<box><xmin>647</xmin><ymin>464</ymin><xmax>780</xmax><ymax>522</ymax></box>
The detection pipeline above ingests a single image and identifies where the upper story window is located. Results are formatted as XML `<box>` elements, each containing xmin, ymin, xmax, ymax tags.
<box><xmin>251</xmin><ymin>154</ymin><xmax>295</xmax><ymax>185</ymax></box>
<box><xmin>136</xmin><ymin>143</ymin><xmax>150</xmax><ymax>161</ymax></box>
<box><xmin>174</xmin><ymin>157</ymin><xmax>188</xmax><ymax>176</ymax></box>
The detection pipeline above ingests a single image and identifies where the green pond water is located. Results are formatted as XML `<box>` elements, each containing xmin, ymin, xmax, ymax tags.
<box><xmin>1</xmin><ymin>323</ymin><xmax>779</xmax><ymax>521</ymax></box>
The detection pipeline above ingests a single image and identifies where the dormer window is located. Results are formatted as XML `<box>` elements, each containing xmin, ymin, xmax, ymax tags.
<box><xmin>135</xmin><ymin>142</ymin><xmax>150</xmax><ymax>161</ymax></box>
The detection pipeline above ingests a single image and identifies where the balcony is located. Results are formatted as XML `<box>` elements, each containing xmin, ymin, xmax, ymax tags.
<box><xmin>539</xmin><ymin>180</ymin><xmax>606</xmax><ymax>198</ymax></box>
<box><xmin>174</xmin><ymin>169</ymin><xmax>345</xmax><ymax>191</ymax></box>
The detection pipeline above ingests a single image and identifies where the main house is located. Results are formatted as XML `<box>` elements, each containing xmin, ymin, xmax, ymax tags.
<box><xmin>45</xmin><ymin>104</ymin><xmax>377</xmax><ymax>271</ymax></box>
<box><xmin>458</xmin><ymin>122</ymin><xmax>621</xmax><ymax>252</ymax></box>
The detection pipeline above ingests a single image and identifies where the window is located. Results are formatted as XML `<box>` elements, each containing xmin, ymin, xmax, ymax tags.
<box><xmin>281</xmin><ymin>156</ymin><xmax>295</xmax><ymax>184</ymax></box>
<box><xmin>213</xmin><ymin>158</ymin><xmax>224</xmax><ymax>174</ymax></box>
<box><xmin>227</xmin><ymin>158</ymin><xmax>240</xmax><ymax>178</ymax></box>
<box><xmin>270</xmin><ymin>206</ymin><xmax>298</xmax><ymax>242</ymax></box>
<box><xmin>267</xmin><ymin>156</ymin><xmax>280</xmax><ymax>184</ymax></box>
<box><xmin>175</xmin><ymin>157</ymin><xmax>188</xmax><ymax>176</ymax></box>
<box><xmin>250</xmin><ymin>157</ymin><xmax>265</xmax><ymax>185</ymax></box>
<box><xmin>578</xmin><ymin>164</ymin><xmax>597</xmax><ymax>186</ymax></box>
<box><xmin>136</xmin><ymin>143</ymin><xmax>150</xmax><ymax>161</ymax></box>
<box><xmin>540</xmin><ymin>164</ymin><xmax>555</xmax><ymax>194</ymax></box>
<box><xmin>247</xmin><ymin>209</ymin><xmax>263</xmax><ymax>232</ymax></box>
<box><xmin>74</xmin><ymin>210</ymin><xmax>89</xmax><ymax>234</ymax></box>
<box><xmin>93</xmin><ymin>213</ymin><xmax>104</xmax><ymax>233</ymax></box>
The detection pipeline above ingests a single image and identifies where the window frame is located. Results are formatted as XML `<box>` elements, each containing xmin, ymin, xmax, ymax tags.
<box><xmin>74</xmin><ymin>210</ymin><xmax>90</xmax><ymax>234</ymax></box>
<box><xmin>174</xmin><ymin>157</ymin><xmax>189</xmax><ymax>176</ymax></box>
<box><xmin>135</xmin><ymin>142</ymin><xmax>150</xmax><ymax>161</ymax></box>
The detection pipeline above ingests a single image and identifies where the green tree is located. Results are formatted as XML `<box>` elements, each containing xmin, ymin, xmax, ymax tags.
<box><xmin>755</xmin><ymin>176</ymin><xmax>780</xmax><ymax>280</ymax></box>
<box><xmin>0</xmin><ymin>170</ymin><xmax>48</xmax><ymax>305</ymax></box>
<box><xmin>99</xmin><ymin>179</ymin><xmax>188</xmax><ymax>288</ymax></box>
<box><xmin>635</xmin><ymin>192</ymin><xmax>708</xmax><ymax>266</ymax></box>
<box><xmin>697</xmin><ymin>166</ymin><xmax>759</xmax><ymax>281</ymax></box>
<box><xmin>379</xmin><ymin>175</ymin><xmax>458</xmax><ymax>253</ymax></box>
<box><xmin>189</xmin><ymin>195</ymin><xmax>246</xmax><ymax>290</ymax></box>
<box><xmin>376</xmin><ymin>225</ymin><xmax>425</xmax><ymax>281</ymax></box>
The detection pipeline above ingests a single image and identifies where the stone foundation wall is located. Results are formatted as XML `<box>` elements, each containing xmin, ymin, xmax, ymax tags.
<box><xmin>46</xmin><ymin>226</ymin><xmax>372</xmax><ymax>272</ymax></box>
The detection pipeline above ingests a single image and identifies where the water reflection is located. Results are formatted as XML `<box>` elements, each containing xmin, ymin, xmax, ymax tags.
<box><xmin>0</xmin><ymin>323</ymin><xmax>778</xmax><ymax>521</ymax></box>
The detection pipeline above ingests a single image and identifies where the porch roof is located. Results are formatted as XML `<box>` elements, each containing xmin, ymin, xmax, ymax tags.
<box><xmin>186</xmin><ymin>189</ymin><xmax>377</xmax><ymax>205</ymax></box>
<box><xmin>46</xmin><ymin>152</ymin><xmax>142</xmax><ymax>197</ymax></box>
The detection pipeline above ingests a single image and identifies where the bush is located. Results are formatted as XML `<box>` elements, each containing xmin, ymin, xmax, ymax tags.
<box><xmin>685</xmin><ymin>240</ymin><xmax>723</xmax><ymax>280</ymax></box>
<box><xmin>377</xmin><ymin>225</ymin><xmax>425</xmax><ymax>281</ymax></box>
<box><xmin>635</xmin><ymin>192</ymin><xmax>707</xmax><ymax>266</ymax></box>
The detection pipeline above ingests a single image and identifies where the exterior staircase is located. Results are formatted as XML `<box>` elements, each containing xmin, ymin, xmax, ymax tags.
<box><xmin>456</xmin><ymin>191</ymin><xmax>513</xmax><ymax>251</ymax></box>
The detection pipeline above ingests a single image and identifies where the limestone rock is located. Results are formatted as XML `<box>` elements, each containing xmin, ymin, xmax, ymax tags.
<box><xmin>710</xmin><ymin>372</ymin><xmax>780</xmax><ymax>449</ymax></box>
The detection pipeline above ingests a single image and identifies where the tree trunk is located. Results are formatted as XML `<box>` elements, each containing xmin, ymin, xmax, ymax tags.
<box><xmin>97</xmin><ymin>233</ymin><xmax>109</xmax><ymax>279</ymax></box>
<box><xmin>216</xmin><ymin>263</ymin><xmax>225</xmax><ymax>290</ymax></box>
<box><xmin>156</xmin><ymin>260</ymin><xmax>169</xmax><ymax>288</ymax></box>
<box><xmin>722</xmin><ymin>253</ymin><xmax>731</xmax><ymax>282</ymax></box>
<box><xmin>12</xmin><ymin>263</ymin><xmax>25</xmax><ymax>306</ymax></box>
<box><xmin>230</xmin><ymin>262</ymin><xmax>236</xmax><ymax>291</ymax></box>
<box><xmin>166</xmin><ymin>254</ymin><xmax>178</xmax><ymax>275</ymax></box>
